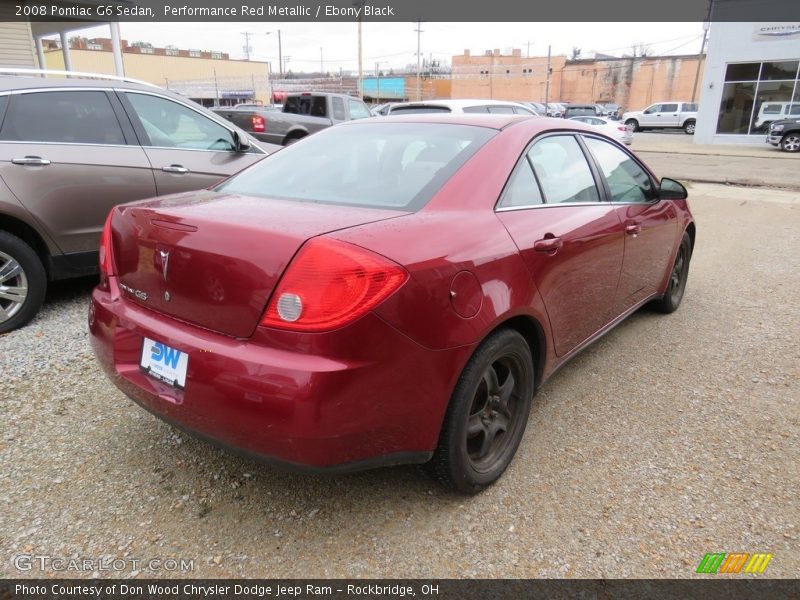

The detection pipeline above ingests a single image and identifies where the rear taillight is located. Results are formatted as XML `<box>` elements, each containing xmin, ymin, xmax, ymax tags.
<box><xmin>260</xmin><ymin>238</ymin><xmax>408</xmax><ymax>332</ymax></box>
<box><xmin>251</xmin><ymin>115</ymin><xmax>266</xmax><ymax>133</ymax></box>
<box><xmin>98</xmin><ymin>210</ymin><xmax>115</xmax><ymax>289</ymax></box>
<box><xmin>618</xmin><ymin>126</ymin><xmax>628</xmax><ymax>131</ymax></box>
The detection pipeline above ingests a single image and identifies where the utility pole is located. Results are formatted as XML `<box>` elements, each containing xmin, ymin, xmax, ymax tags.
<box><xmin>376</xmin><ymin>62</ymin><xmax>380</xmax><ymax>101</ymax></box>
<box><xmin>320</xmin><ymin>47</ymin><xmax>324</xmax><ymax>74</ymax></box>
<box><xmin>527</xmin><ymin>41</ymin><xmax>531</xmax><ymax>58</ymax></box>
<box><xmin>241</xmin><ymin>31</ymin><xmax>253</xmax><ymax>60</ymax></box>
<box><xmin>415</xmin><ymin>19</ymin><xmax>423</xmax><ymax>101</ymax></box>
<box><xmin>545</xmin><ymin>44</ymin><xmax>552</xmax><ymax>109</ymax></box>
<box><xmin>277</xmin><ymin>30</ymin><xmax>283</xmax><ymax>78</ymax></box>
<box><xmin>355</xmin><ymin>0</ymin><xmax>364</xmax><ymax>98</ymax></box>
<box><xmin>691</xmin><ymin>22</ymin><xmax>709</xmax><ymax>103</ymax></box>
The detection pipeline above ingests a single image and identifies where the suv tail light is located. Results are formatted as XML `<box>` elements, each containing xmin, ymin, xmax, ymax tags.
<box><xmin>251</xmin><ymin>115</ymin><xmax>266</xmax><ymax>133</ymax></box>
<box><xmin>260</xmin><ymin>238</ymin><xmax>408</xmax><ymax>332</ymax></box>
<box><xmin>618</xmin><ymin>125</ymin><xmax>628</xmax><ymax>132</ymax></box>
<box><xmin>98</xmin><ymin>210</ymin><xmax>116</xmax><ymax>289</ymax></box>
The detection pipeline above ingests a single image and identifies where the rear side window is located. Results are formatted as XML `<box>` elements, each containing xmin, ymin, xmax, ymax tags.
<box><xmin>0</xmin><ymin>96</ymin><xmax>7</xmax><ymax>128</ymax></box>
<box><xmin>790</xmin><ymin>105</ymin><xmax>800</xmax><ymax>116</ymax></box>
<box><xmin>217</xmin><ymin>122</ymin><xmax>495</xmax><ymax>211</ymax></box>
<box><xmin>0</xmin><ymin>91</ymin><xmax>125</xmax><ymax>145</ymax></box>
<box><xmin>463</xmin><ymin>106</ymin><xmax>488</xmax><ymax>114</ymax></box>
<box><xmin>487</xmin><ymin>106</ymin><xmax>515</xmax><ymax>114</ymax></box>
<box><xmin>498</xmin><ymin>156</ymin><xmax>544</xmax><ymax>209</ymax></box>
<box><xmin>661</xmin><ymin>103</ymin><xmax>679</xmax><ymax>112</ymax></box>
<box><xmin>529</xmin><ymin>136</ymin><xmax>600</xmax><ymax>204</ymax></box>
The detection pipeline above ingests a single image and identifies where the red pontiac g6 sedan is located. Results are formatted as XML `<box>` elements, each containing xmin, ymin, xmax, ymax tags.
<box><xmin>89</xmin><ymin>115</ymin><xmax>695</xmax><ymax>494</ymax></box>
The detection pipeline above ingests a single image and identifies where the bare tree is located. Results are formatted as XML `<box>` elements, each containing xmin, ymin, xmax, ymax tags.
<box><xmin>571</xmin><ymin>47</ymin><xmax>582</xmax><ymax>60</ymax></box>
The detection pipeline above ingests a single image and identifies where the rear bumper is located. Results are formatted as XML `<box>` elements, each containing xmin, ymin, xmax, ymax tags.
<box><xmin>89</xmin><ymin>282</ymin><xmax>473</xmax><ymax>470</ymax></box>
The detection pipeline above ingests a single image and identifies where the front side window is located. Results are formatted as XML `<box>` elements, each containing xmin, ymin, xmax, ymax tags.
<box><xmin>0</xmin><ymin>91</ymin><xmax>125</xmax><ymax>145</ymax></box>
<box><xmin>660</xmin><ymin>103</ymin><xmax>679</xmax><ymax>113</ymax></box>
<box><xmin>584</xmin><ymin>137</ymin><xmax>654</xmax><ymax>203</ymax></box>
<box><xmin>348</xmin><ymin>99</ymin><xmax>371</xmax><ymax>120</ymax></box>
<box><xmin>217</xmin><ymin>123</ymin><xmax>495</xmax><ymax>211</ymax></box>
<box><xmin>529</xmin><ymin>136</ymin><xmax>600</xmax><ymax>204</ymax></box>
<box><xmin>125</xmin><ymin>93</ymin><xmax>235</xmax><ymax>151</ymax></box>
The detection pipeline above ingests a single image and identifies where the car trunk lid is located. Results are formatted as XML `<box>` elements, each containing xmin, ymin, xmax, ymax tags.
<box><xmin>112</xmin><ymin>190</ymin><xmax>407</xmax><ymax>337</ymax></box>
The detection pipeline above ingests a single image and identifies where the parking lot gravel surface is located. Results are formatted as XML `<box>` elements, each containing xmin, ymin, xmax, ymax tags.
<box><xmin>1</xmin><ymin>182</ymin><xmax>798</xmax><ymax>578</ymax></box>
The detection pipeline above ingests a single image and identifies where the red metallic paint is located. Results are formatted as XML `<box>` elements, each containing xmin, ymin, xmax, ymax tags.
<box><xmin>90</xmin><ymin>115</ymin><xmax>694</xmax><ymax>471</ymax></box>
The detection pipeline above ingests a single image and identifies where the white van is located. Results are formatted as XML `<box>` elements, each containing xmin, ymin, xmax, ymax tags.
<box><xmin>755</xmin><ymin>102</ymin><xmax>800</xmax><ymax>130</ymax></box>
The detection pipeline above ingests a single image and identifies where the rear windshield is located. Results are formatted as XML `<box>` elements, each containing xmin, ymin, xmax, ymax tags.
<box><xmin>217</xmin><ymin>122</ymin><xmax>495</xmax><ymax>211</ymax></box>
<box><xmin>284</xmin><ymin>95</ymin><xmax>327</xmax><ymax>116</ymax></box>
<box><xmin>390</xmin><ymin>105</ymin><xmax>452</xmax><ymax>114</ymax></box>
<box><xmin>566</xmin><ymin>107</ymin><xmax>597</xmax><ymax>116</ymax></box>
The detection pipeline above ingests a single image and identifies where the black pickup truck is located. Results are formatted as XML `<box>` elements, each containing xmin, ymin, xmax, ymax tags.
<box><xmin>766</xmin><ymin>117</ymin><xmax>800</xmax><ymax>152</ymax></box>
<box><xmin>213</xmin><ymin>93</ymin><xmax>373</xmax><ymax>146</ymax></box>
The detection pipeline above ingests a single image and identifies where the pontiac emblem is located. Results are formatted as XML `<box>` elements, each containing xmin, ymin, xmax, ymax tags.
<box><xmin>159</xmin><ymin>249</ymin><xmax>171</xmax><ymax>282</ymax></box>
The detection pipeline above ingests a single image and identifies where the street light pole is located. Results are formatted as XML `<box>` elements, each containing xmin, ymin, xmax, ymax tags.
<box><xmin>415</xmin><ymin>19</ymin><xmax>423</xmax><ymax>101</ymax></box>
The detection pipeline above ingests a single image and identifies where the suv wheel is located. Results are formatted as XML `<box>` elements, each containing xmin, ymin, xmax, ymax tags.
<box><xmin>0</xmin><ymin>231</ymin><xmax>47</xmax><ymax>333</ymax></box>
<box><xmin>683</xmin><ymin>120</ymin><xmax>696</xmax><ymax>135</ymax></box>
<box><xmin>780</xmin><ymin>132</ymin><xmax>800</xmax><ymax>152</ymax></box>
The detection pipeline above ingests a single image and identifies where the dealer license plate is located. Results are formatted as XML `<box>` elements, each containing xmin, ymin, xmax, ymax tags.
<box><xmin>140</xmin><ymin>337</ymin><xmax>189</xmax><ymax>389</ymax></box>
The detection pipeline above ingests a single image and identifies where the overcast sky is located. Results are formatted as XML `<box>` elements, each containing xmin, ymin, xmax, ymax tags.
<box><xmin>69</xmin><ymin>22</ymin><xmax>706</xmax><ymax>73</ymax></box>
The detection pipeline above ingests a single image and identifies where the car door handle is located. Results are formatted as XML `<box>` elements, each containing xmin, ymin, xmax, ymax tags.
<box><xmin>533</xmin><ymin>237</ymin><xmax>563</xmax><ymax>253</ymax></box>
<box><xmin>162</xmin><ymin>165</ymin><xmax>189</xmax><ymax>174</ymax></box>
<box><xmin>625</xmin><ymin>224</ymin><xmax>641</xmax><ymax>236</ymax></box>
<box><xmin>12</xmin><ymin>156</ymin><xmax>51</xmax><ymax>166</ymax></box>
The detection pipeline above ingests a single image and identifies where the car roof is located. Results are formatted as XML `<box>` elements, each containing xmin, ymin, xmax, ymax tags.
<box><xmin>393</xmin><ymin>98</ymin><xmax>533</xmax><ymax>110</ymax></box>
<box><xmin>0</xmin><ymin>75</ymin><xmax>163</xmax><ymax>94</ymax></box>
<box><xmin>343</xmin><ymin>113</ymin><xmax>596</xmax><ymax>134</ymax></box>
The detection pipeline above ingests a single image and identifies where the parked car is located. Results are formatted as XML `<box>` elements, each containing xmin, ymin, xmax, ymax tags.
<box><xmin>568</xmin><ymin>115</ymin><xmax>633</xmax><ymax>144</ymax></box>
<box><xmin>213</xmin><ymin>92</ymin><xmax>372</xmax><ymax>146</ymax></box>
<box><xmin>601</xmin><ymin>103</ymin><xmax>622</xmax><ymax>120</ymax></box>
<box><xmin>754</xmin><ymin>102</ymin><xmax>800</xmax><ymax>132</ymax></box>
<box><xmin>766</xmin><ymin>117</ymin><xmax>800</xmax><ymax>152</ymax></box>
<box><xmin>522</xmin><ymin>101</ymin><xmax>547</xmax><ymax>115</ymax></box>
<box><xmin>371</xmin><ymin>102</ymin><xmax>400</xmax><ymax>116</ymax></box>
<box><xmin>90</xmin><ymin>114</ymin><xmax>695</xmax><ymax>494</ymax></box>
<box><xmin>387</xmin><ymin>99</ymin><xmax>538</xmax><ymax>116</ymax></box>
<box><xmin>546</xmin><ymin>102</ymin><xmax>565</xmax><ymax>117</ymax></box>
<box><xmin>623</xmin><ymin>102</ymin><xmax>698</xmax><ymax>134</ymax></box>
<box><xmin>563</xmin><ymin>103</ymin><xmax>603</xmax><ymax>119</ymax></box>
<box><xmin>0</xmin><ymin>69</ymin><xmax>270</xmax><ymax>333</ymax></box>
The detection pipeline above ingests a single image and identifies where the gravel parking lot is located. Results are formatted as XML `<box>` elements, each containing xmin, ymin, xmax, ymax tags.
<box><xmin>1</xmin><ymin>182</ymin><xmax>798</xmax><ymax>579</ymax></box>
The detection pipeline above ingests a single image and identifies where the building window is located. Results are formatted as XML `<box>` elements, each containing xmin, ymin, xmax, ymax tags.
<box><xmin>189</xmin><ymin>50</ymin><xmax>202</xmax><ymax>58</ymax></box>
<box><xmin>717</xmin><ymin>60</ymin><xmax>800</xmax><ymax>135</ymax></box>
<box><xmin>87</xmin><ymin>43</ymin><xmax>102</xmax><ymax>51</ymax></box>
<box><xmin>166</xmin><ymin>48</ymin><xmax>179</xmax><ymax>56</ymax></box>
<box><xmin>211</xmin><ymin>52</ymin><xmax>223</xmax><ymax>60</ymax></box>
<box><xmin>139</xmin><ymin>47</ymin><xmax>154</xmax><ymax>55</ymax></box>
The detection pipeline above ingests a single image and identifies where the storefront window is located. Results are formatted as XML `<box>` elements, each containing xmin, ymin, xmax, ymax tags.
<box><xmin>717</xmin><ymin>60</ymin><xmax>800</xmax><ymax>135</ymax></box>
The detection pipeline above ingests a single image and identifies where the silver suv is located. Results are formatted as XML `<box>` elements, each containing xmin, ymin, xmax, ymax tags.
<box><xmin>0</xmin><ymin>69</ymin><xmax>269</xmax><ymax>332</ymax></box>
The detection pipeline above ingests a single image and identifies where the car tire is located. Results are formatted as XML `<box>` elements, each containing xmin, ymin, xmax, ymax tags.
<box><xmin>427</xmin><ymin>328</ymin><xmax>534</xmax><ymax>495</ymax></box>
<box><xmin>625</xmin><ymin>119</ymin><xmax>640</xmax><ymax>132</ymax></box>
<box><xmin>780</xmin><ymin>132</ymin><xmax>800</xmax><ymax>152</ymax></box>
<box><xmin>0</xmin><ymin>231</ymin><xmax>47</xmax><ymax>333</ymax></box>
<box><xmin>683</xmin><ymin>120</ymin><xmax>696</xmax><ymax>135</ymax></box>
<box><xmin>283</xmin><ymin>134</ymin><xmax>305</xmax><ymax>146</ymax></box>
<box><xmin>652</xmin><ymin>232</ymin><xmax>692</xmax><ymax>314</ymax></box>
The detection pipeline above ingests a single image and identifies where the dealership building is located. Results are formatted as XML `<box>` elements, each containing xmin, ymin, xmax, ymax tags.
<box><xmin>695</xmin><ymin>20</ymin><xmax>800</xmax><ymax>144</ymax></box>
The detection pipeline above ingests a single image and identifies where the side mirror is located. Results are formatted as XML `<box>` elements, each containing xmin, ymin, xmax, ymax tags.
<box><xmin>232</xmin><ymin>130</ymin><xmax>251</xmax><ymax>153</ymax></box>
<box><xmin>659</xmin><ymin>177</ymin><xmax>688</xmax><ymax>200</ymax></box>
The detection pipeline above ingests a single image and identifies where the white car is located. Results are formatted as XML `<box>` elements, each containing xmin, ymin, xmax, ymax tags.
<box><xmin>569</xmin><ymin>116</ymin><xmax>633</xmax><ymax>145</ymax></box>
<box><xmin>387</xmin><ymin>99</ymin><xmax>538</xmax><ymax>116</ymax></box>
